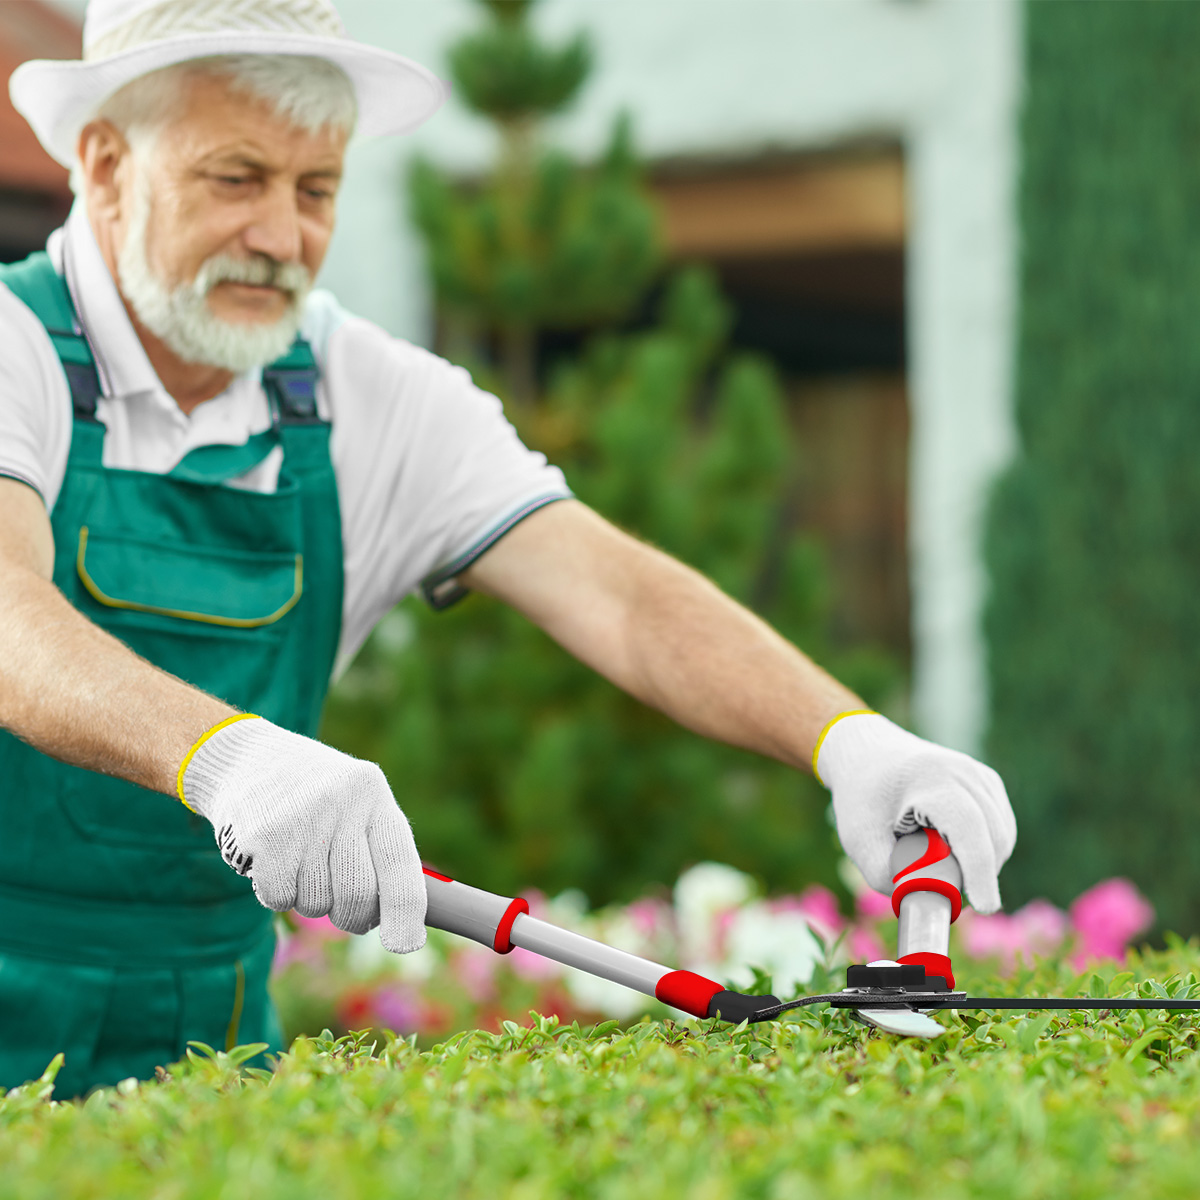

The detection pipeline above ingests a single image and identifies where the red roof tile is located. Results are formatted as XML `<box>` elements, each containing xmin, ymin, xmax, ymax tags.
<box><xmin>0</xmin><ymin>1</ymin><xmax>82</xmax><ymax>194</ymax></box>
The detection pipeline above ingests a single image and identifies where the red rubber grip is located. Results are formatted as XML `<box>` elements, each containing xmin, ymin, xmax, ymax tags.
<box><xmin>891</xmin><ymin>876</ymin><xmax>962</xmax><ymax>923</ymax></box>
<box><xmin>492</xmin><ymin>898</ymin><xmax>529</xmax><ymax>954</ymax></box>
<box><xmin>422</xmin><ymin>867</ymin><xmax>454</xmax><ymax>883</ymax></box>
<box><xmin>899</xmin><ymin>952</ymin><xmax>955</xmax><ymax>990</ymax></box>
<box><xmin>654</xmin><ymin>970</ymin><xmax>724</xmax><ymax>1018</ymax></box>
<box><xmin>892</xmin><ymin>827</ymin><xmax>952</xmax><ymax>882</ymax></box>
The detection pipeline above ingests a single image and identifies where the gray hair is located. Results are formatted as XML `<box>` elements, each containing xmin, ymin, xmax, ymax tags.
<box><xmin>72</xmin><ymin>54</ymin><xmax>356</xmax><ymax>190</ymax></box>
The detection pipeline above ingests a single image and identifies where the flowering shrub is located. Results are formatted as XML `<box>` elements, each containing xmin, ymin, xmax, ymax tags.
<box><xmin>271</xmin><ymin>863</ymin><xmax>1157</xmax><ymax>1042</ymax></box>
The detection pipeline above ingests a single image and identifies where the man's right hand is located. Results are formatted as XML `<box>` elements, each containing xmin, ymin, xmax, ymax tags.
<box><xmin>816</xmin><ymin>712</ymin><xmax>1016</xmax><ymax>914</ymax></box>
<box><xmin>178</xmin><ymin>714</ymin><xmax>427</xmax><ymax>952</ymax></box>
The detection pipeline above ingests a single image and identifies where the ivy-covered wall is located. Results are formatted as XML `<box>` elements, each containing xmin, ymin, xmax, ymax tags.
<box><xmin>987</xmin><ymin>1</ymin><xmax>1200</xmax><ymax>931</ymax></box>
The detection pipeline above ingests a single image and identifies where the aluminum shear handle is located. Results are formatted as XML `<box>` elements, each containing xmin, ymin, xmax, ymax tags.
<box><xmin>420</xmin><ymin>826</ymin><xmax>971</xmax><ymax>1026</ymax></box>
<box><xmin>421</xmin><ymin>866</ymin><xmax>779</xmax><ymax>1022</ymax></box>
<box><xmin>421</xmin><ymin>836</ymin><xmax>1200</xmax><ymax>1033</ymax></box>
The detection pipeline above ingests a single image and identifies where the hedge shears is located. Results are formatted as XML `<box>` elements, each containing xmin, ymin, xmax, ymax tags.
<box><xmin>423</xmin><ymin>830</ymin><xmax>1200</xmax><ymax>1037</ymax></box>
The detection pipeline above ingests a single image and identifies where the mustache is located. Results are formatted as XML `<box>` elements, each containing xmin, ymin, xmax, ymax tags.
<box><xmin>193</xmin><ymin>254</ymin><xmax>312</xmax><ymax>297</ymax></box>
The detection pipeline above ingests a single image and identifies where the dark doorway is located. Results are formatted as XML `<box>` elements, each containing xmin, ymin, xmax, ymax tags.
<box><xmin>652</xmin><ymin>147</ymin><xmax>910</xmax><ymax>661</ymax></box>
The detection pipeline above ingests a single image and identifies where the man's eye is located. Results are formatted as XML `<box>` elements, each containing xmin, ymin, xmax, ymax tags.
<box><xmin>217</xmin><ymin>176</ymin><xmax>252</xmax><ymax>187</ymax></box>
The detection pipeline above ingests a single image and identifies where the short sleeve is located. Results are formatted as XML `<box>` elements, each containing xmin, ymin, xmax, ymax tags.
<box><xmin>0</xmin><ymin>282</ymin><xmax>72</xmax><ymax>508</ymax></box>
<box><xmin>317</xmin><ymin>302</ymin><xmax>571</xmax><ymax>671</ymax></box>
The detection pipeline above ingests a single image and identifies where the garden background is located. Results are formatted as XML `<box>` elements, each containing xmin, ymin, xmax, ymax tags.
<box><xmin>314</xmin><ymin>0</ymin><xmax>1200</xmax><ymax>943</ymax></box>
<box><xmin>6</xmin><ymin>3</ymin><xmax>1200</xmax><ymax>1195</ymax></box>
<box><xmin>313</xmin><ymin>0</ymin><xmax>1200</xmax><ymax>959</ymax></box>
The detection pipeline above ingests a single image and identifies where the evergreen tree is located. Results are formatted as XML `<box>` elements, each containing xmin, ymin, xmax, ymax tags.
<box><xmin>407</xmin><ymin>0</ymin><xmax>658</xmax><ymax>404</ymax></box>
<box><xmin>323</xmin><ymin>0</ymin><xmax>897</xmax><ymax>904</ymax></box>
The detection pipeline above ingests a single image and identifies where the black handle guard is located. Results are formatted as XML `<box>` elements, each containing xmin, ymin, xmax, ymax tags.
<box><xmin>706</xmin><ymin>990</ymin><xmax>782</xmax><ymax>1023</ymax></box>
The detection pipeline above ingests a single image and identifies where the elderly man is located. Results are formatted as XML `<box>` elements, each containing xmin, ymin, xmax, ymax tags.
<box><xmin>0</xmin><ymin>0</ymin><xmax>1015</xmax><ymax>1095</ymax></box>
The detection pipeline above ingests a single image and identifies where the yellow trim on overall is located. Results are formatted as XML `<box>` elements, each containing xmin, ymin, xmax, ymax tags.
<box><xmin>76</xmin><ymin>526</ymin><xmax>303</xmax><ymax>628</ymax></box>
<box><xmin>811</xmin><ymin>709</ymin><xmax>877</xmax><ymax>786</ymax></box>
<box><xmin>176</xmin><ymin>713</ymin><xmax>261</xmax><ymax>811</ymax></box>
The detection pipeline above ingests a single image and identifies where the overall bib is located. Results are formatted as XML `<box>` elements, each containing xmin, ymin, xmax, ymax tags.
<box><xmin>0</xmin><ymin>254</ymin><xmax>344</xmax><ymax>1097</ymax></box>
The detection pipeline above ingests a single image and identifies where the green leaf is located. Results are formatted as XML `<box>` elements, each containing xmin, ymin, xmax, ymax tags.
<box><xmin>225</xmin><ymin>1044</ymin><xmax>271</xmax><ymax>1068</ymax></box>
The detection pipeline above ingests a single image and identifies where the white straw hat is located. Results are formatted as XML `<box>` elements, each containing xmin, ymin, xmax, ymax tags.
<box><xmin>9</xmin><ymin>0</ymin><xmax>449</xmax><ymax>167</ymax></box>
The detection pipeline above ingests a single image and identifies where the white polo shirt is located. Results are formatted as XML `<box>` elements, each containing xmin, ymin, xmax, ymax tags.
<box><xmin>0</xmin><ymin>204</ymin><xmax>571</xmax><ymax>674</ymax></box>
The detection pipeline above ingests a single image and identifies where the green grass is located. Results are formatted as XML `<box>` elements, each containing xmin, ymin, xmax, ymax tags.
<box><xmin>4</xmin><ymin>947</ymin><xmax>1200</xmax><ymax>1199</ymax></box>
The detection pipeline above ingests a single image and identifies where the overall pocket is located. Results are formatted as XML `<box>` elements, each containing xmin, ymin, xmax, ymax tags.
<box><xmin>61</xmin><ymin>528</ymin><xmax>304</xmax><ymax>851</ymax></box>
<box><xmin>76</xmin><ymin>526</ymin><xmax>302</xmax><ymax>627</ymax></box>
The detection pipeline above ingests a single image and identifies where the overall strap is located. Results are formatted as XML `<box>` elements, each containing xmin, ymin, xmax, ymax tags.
<box><xmin>1</xmin><ymin>252</ymin><xmax>324</xmax><ymax>480</ymax></box>
<box><xmin>262</xmin><ymin>338</ymin><xmax>323</xmax><ymax>426</ymax></box>
<box><xmin>168</xmin><ymin>338</ymin><xmax>323</xmax><ymax>484</ymax></box>
<box><xmin>0</xmin><ymin>252</ymin><xmax>102</xmax><ymax>422</ymax></box>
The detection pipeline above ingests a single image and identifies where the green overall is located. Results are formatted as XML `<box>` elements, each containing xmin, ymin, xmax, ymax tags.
<box><xmin>0</xmin><ymin>254</ymin><xmax>344</xmax><ymax>1097</ymax></box>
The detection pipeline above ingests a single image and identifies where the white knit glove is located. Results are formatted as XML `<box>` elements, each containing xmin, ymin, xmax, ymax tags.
<box><xmin>815</xmin><ymin>712</ymin><xmax>1017</xmax><ymax>914</ymax></box>
<box><xmin>178</xmin><ymin>715</ymin><xmax>427</xmax><ymax>952</ymax></box>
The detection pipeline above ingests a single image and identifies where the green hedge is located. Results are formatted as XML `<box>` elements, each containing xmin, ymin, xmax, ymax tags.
<box><xmin>4</xmin><ymin>949</ymin><xmax>1200</xmax><ymax>1197</ymax></box>
<box><xmin>986</xmin><ymin>1</ymin><xmax>1200</xmax><ymax>930</ymax></box>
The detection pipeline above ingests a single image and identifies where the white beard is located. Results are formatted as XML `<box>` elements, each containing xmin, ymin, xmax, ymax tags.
<box><xmin>117</xmin><ymin>175</ymin><xmax>313</xmax><ymax>374</ymax></box>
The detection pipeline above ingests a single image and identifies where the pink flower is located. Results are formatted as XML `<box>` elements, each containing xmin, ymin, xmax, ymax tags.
<box><xmin>855</xmin><ymin>889</ymin><xmax>894</xmax><ymax>922</ymax></box>
<box><xmin>272</xmin><ymin>934</ymin><xmax>323</xmax><ymax>972</ymax></box>
<box><xmin>848</xmin><ymin>927</ymin><xmax>887</xmax><ymax>963</ymax></box>
<box><xmin>960</xmin><ymin>911</ymin><xmax>1022</xmax><ymax>962</ymax></box>
<box><xmin>520</xmin><ymin>889</ymin><xmax>550</xmax><ymax>920</ymax></box>
<box><xmin>787</xmin><ymin>885</ymin><xmax>846</xmax><ymax>942</ymax></box>
<box><xmin>450</xmin><ymin>946</ymin><xmax>499</xmax><ymax>1001</ymax></box>
<box><xmin>371</xmin><ymin>985</ymin><xmax>423</xmax><ymax>1033</ymax></box>
<box><xmin>958</xmin><ymin>899</ymin><xmax>1069</xmax><ymax>971</ymax></box>
<box><xmin>954</xmin><ymin>894</ymin><xmax>1074</xmax><ymax>972</ymax></box>
<box><xmin>711</xmin><ymin>907</ymin><xmax>740</xmax><ymax>961</ymax></box>
<box><xmin>290</xmin><ymin>914</ymin><xmax>347</xmax><ymax>941</ymax></box>
<box><xmin>1015</xmin><ymin>899</ymin><xmax>1070</xmax><ymax>952</ymax></box>
<box><xmin>507</xmin><ymin>946</ymin><xmax>563</xmax><ymax>982</ymax></box>
<box><xmin>624</xmin><ymin>898</ymin><xmax>673</xmax><ymax>941</ymax></box>
<box><xmin>1069</xmin><ymin>878</ymin><xmax>1154</xmax><ymax>966</ymax></box>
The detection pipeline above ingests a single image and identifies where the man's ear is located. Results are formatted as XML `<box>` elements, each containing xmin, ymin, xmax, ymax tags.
<box><xmin>76</xmin><ymin>120</ymin><xmax>134</xmax><ymax>223</ymax></box>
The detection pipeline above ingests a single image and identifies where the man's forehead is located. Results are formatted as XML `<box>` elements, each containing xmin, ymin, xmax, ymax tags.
<box><xmin>194</xmin><ymin>142</ymin><xmax>345</xmax><ymax>177</ymax></box>
<box><xmin>160</xmin><ymin>72</ymin><xmax>348</xmax><ymax>172</ymax></box>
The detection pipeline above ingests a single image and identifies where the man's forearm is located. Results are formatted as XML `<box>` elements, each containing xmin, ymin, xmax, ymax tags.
<box><xmin>0</xmin><ymin>562</ymin><xmax>234</xmax><ymax>794</ymax></box>
<box><xmin>467</xmin><ymin>502</ymin><xmax>1017</xmax><ymax>914</ymax></box>
<box><xmin>610</xmin><ymin>545</ymin><xmax>862</xmax><ymax>771</ymax></box>
<box><xmin>465</xmin><ymin>502</ymin><xmax>862</xmax><ymax>771</ymax></box>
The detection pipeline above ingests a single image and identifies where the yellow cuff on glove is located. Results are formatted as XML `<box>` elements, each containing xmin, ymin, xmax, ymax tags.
<box><xmin>811</xmin><ymin>709</ymin><xmax>876</xmax><ymax>785</ymax></box>
<box><xmin>176</xmin><ymin>713</ymin><xmax>261</xmax><ymax>811</ymax></box>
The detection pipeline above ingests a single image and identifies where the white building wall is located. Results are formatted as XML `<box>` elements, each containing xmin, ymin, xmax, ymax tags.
<box><xmin>40</xmin><ymin>0</ymin><xmax>1024</xmax><ymax>755</ymax></box>
<box><xmin>904</xmin><ymin>1</ymin><xmax>1022</xmax><ymax>757</ymax></box>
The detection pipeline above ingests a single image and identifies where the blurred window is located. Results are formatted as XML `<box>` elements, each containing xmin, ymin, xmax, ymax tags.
<box><xmin>432</xmin><ymin>142</ymin><xmax>910</xmax><ymax>663</ymax></box>
<box><xmin>653</xmin><ymin>146</ymin><xmax>910</xmax><ymax>660</ymax></box>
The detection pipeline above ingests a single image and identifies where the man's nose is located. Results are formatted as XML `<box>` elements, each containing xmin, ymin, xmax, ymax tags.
<box><xmin>242</xmin><ymin>183</ymin><xmax>303</xmax><ymax>265</ymax></box>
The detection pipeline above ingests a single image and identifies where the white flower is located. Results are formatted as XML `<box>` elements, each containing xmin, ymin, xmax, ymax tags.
<box><xmin>345</xmin><ymin>929</ymin><xmax>393</xmax><ymax>977</ymax></box>
<box><xmin>719</xmin><ymin>903</ymin><xmax>823</xmax><ymax>994</ymax></box>
<box><xmin>351</xmin><ymin>931</ymin><xmax>440</xmax><ymax>981</ymax></box>
<box><xmin>544</xmin><ymin>888</ymin><xmax>590</xmax><ymax>927</ymax></box>
<box><xmin>674</xmin><ymin>862</ymin><xmax>756</xmax><ymax>966</ymax></box>
<box><xmin>564</xmin><ymin>969</ymin><xmax>651</xmax><ymax>1020</ymax></box>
